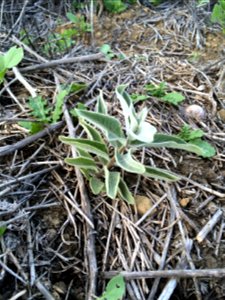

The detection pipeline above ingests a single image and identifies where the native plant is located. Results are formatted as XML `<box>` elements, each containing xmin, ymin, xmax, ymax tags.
<box><xmin>59</xmin><ymin>85</ymin><xmax>215</xmax><ymax>204</ymax></box>
<box><xmin>97</xmin><ymin>274</ymin><xmax>125</xmax><ymax>300</ymax></box>
<box><xmin>0</xmin><ymin>46</ymin><xmax>24</xmax><ymax>84</ymax></box>
<box><xmin>211</xmin><ymin>0</ymin><xmax>225</xmax><ymax>33</ymax></box>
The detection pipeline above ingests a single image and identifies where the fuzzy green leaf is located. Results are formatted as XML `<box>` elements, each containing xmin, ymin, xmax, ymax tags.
<box><xmin>161</xmin><ymin>92</ymin><xmax>185</xmax><ymax>106</ymax></box>
<box><xmin>80</xmin><ymin>120</ymin><xmax>104</xmax><ymax>143</ymax></box>
<box><xmin>28</xmin><ymin>96</ymin><xmax>50</xmax><ymax>121</ymax></box>
<box><xmin>65</xmin><ymin>157</ymin><xmax>98</xmax><ymax>170</ymax></box>
<box><xmin>188</xmin><ymin>138</ymin><xmax>216</xmax><ymax>158</ymax></box>
<box><xmin>51</xmin><ymin>89</ymin><xmax>68</xmax><ymax>123</ymax></box>
<box><xmin>89</xmin><ymin>177</ymin><xmax>104</xmax><ymax>195</ymax></box>
<box><xmin>104</xmin><ymin>167</ymin><xmax>120</xmax><ymax>199</ymax></box>
<box><xmin>116</xmin><ymin>84</ymin><xmax>138</xmax><ymax>134</ymax></box>
<box><xmin>3</xmin><ymin>46</ymin><xmax>24</xmax><ymax>69</ymax></box>
<box><xmin>97</xmin><ymin>274</ymin><xmax>125</xmax><ymax>300</ymax></box>
<box><xmin>128</xmin><ymin>121</ymin><xmax>157</xmax><ymax>143</ymax></box>
<box><xmin>118</xmin><ymin>178</ymin><xmax>135</xmax><ymax>204</ymax></box>
<box><xmin>18</xmin><ymin>121</ymin><xmax>45</xmax><ymax>134</ymax></box>
<box><xmin>75</xmin><ymin>109</ymin><xmax>125</xmax><ymax>146</ymax></box>
<box><xmin>144</xmin><ymin>166</ymin><xmax>180</xmax><ymax>181</ymax></box>
<box><xmin>96</xmin><ymin>90</ymin><xmax>107</xmax><ymax>114</ymax></box>
<box><xmin>59</xmin><ymin>136</ymin><xmax>109</xmax><ymax>161</ymax></box>
<box><xmin>115</xmin><ymin>150</ymin><xmax>145</xmax><ymax>174</ymax></box>
<box><xmin>177</xmin><ymin>125</ymin><xmax>204</xmax><ymax>141</ymax></box>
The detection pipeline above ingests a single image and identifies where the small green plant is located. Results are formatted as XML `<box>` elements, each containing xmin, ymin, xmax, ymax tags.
<box><xmin>0</xmin><ymin>226</ymin><xmax>6</xmax><ymax>237</ymax></box>
<box><xmin>177</xmin><ymin>124</ymin><xmax>216</xmax><ymax>157</ymax></box>
<box><xmin>97</xmin><ymin>275</ymin><xmax>125</xmax><ymax>300</ymax></box>
<box><xmin>211</xmin><ymin>0</ymin><xmax>225</xmax><ymax>33</ymax></box>
<box><xmin>0</xmin><ymin>46</ymin><xmax>24</xmax><ymax>84</ymax></box>
<box><xmin>100</xmin><ymin>44</ymin><xmax>116</xmax><ymax>59</ymax></box>
<box><xmin>103</xmin><ymin>0</ymin><xmax>127</xmax><ymax>13</ymax></box>
<box><xmin>60</xmin><ymin>85</ymin><xmax>215</xmax><ymax>204</ymax></box>
<box><xmin>19</xmin><ymin>83</ymin><xmax>86</xmax><ymax>133</ymax></box>
<box><xmin>145</xmin><ymin>82</ymin><xmax>185</xmax><ymax>106</ymax></box>
<box><xmin>43</xmin><ymin>13</ymin><xmax>91</xmax><ymax>56</ymax></box>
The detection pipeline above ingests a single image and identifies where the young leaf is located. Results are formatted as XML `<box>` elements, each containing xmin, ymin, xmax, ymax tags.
<box><xmin>115</xmin><ymin>150</ymin><xmax>145</xmax><ymax>174</ymax></box>
<box><xmin>145</xmin><ymin>82</ymin><xmax>167</xmax><ymax>97</ymax></box>
<box><xmin>161</xmin><ymin>92</ymin><xmax>185</xmax><ymax>106</ymax></box>
<box><xmin>68</xmin><ymin>82</ymin><xmax>87</xmax><ymax>93</ymax></box>
<box><xmin>59</xmin><ymin>137</ymin><xmax>109</xmax><ymax>161</ymax></box>
<box><xmin>130</xmin><ymin>93</ymin><xmax>148</xmax><ymax>103</ymax></box>
<box><xmin>75</xmin><ymin>109</ymin><xmax>125</xmax><ymax>146</ymax></box>
<box><xmin>96</xmin><ymin>90</ymin><xmax>107</xmax><ymax>114</ymax></box>
<box><xmin>104</xmin><ymin>167</ymin><xmax>120</xmax><ymax>199</ymax></box>
<box><xmin>97</xmin><ymin>274</ymin><xmax>125</xmax><ymax>300</ymax></box>
<box><xmin>89</xmin><ymin>177</ymin><xmax>104</xmax><ymax>195</ymax></box>
<box><xmin>116</xmin><ymin>85</ymin><xmax>138</xmax><ymax>133</ymax></box>
<box><xmin>3</xmin><ymin>46</ymin><xmax>24</xmax><ymax>69</ymax></box>
<box><xmin>65</xmin><ymin>157</ymin><xmax>98</xmax><ymax>170</ymax></box>
<box><xmin>18</xmin><ymin>121</ymin><xmax>45</xmax><ymax>134</ymax></box>
<box><xmin>28</xmin><ymin>96</ymin><xmax>50</xmax><ymax>121</ymax></box>
<box><xmin>128</xmin><ymin>121</ymin><xmax>157</xmax><ymax>143</ymax></box>
<box><xmin>144</xmin><ymin>166</ymin><xmax>180</xmax><ymax>181</ymax></box>
<box><xmin>51</xmin><ymin>89</ymin><xmax>68</xmax><ymax>123</ymax></box>
<box><xmin>0</xmin><ymin>226</ymin><xmax>6</xmax><ymax>237</ymax></box>
<box><xmin>188</xmin><ymin>139</ymin><xmax>216</xmax><ymax>158</ymax></box>
<box><xmin>80</xmin><ymin>120</ymin><xmax>104</xmax><ymax>143</ymax></box>
<box><xmin>118</xmin><ymin>178</ymin><xmax>135</xmax><ymax>204</ymax></box>
<box><xmin>66</xmin><ymin>12</ymin><xmax>79</xmax><ymax>23</ymax></box>
<box><xmin>177</xmin><ymin>124</ymin><xmax>204</xmax><ymax>141</ymax></box>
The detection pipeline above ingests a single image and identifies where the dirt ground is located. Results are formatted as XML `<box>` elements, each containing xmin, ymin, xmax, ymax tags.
<box><xmin>0</xmin><ymin>1</ymin><xmax>225</xmax><ymax>299</ymax></box>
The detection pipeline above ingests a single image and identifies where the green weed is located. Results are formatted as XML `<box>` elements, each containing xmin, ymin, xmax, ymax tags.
<box><xmin>0</xmin><ymin>46</ymin><xmax>23</xmax><ymax>84</ymax></box>
<box><xmin>211</xmin><ymin>0</ymin><xmax>225</xmax><ymax>33</ymax></box>
<box><xmin>60</xmin><ymin>85</ymin><xmax>215</xmax><ymax>204</ymax></box>
<box><xmin>97</xmin><ymin>274</ymin><xmax>125</xmax><ymax>300</ymax></box>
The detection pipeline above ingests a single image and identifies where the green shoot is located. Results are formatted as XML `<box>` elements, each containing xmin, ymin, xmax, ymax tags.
<box><xmin>60</xmin><ymin>85</ymin><xmax>215</xmax><ymax>204</ymax></box>
<box><xmin>97</xmin><ymin>275</ymin><xmax>125</xmax><ymax>300</ymax></box>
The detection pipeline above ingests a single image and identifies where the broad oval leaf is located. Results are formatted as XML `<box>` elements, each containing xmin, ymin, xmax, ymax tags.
<box><xmin>65</xmin><ymin>157</ymin><xmax>98</xmax><ymax>171</ymax></box>
<box><xmin>96</xmin><ymin>90</ymin><xmax>107</xmax><ymax>114</ymax></box>
<box><xmin>118</xmin><ymin>178</ymin><xmax>135</xmax><ymax>204</ymax></box>
<box><xmin>104</xmin><ymin>167</ymin><xmax>120</xmax><ymax>199</ymax></box>
<box><xmin>144</xmin><ymin>166</ymin><xmax>180</xmax><ymax>181</ymax></box>
<box><xmin>89</xmin><ymin>177</ymin><xmax>104</xmax><ymax>195</ymax></box>
<box><xmin>97</xmin><ymin>274</ymin><xmax>125</xmax><ymax>300</ymax></box>
<box><xmin>59</xmin><ymin>136</ymin><xmax>109</xmax><ymax>161</ymax></box>
<box><xmin>75</xmin><ymin>109</ymin><xmax>125</xmax><ymax>146</ymax></box>
<box><xmin>4</xmin><ymin>46</ymin><xmax>24</xmax><ymax>69</ymax></box>
<box><xmin>115</xmin><ymin>150</ymin><xmax>145</xmax><ymax>174</ymax></box>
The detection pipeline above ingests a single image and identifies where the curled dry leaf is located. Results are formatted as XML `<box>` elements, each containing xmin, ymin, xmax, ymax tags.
<box><xmin>134</xmin><ymin>195</ymin><xmax>154</xmax><ymax>216</ymax></box>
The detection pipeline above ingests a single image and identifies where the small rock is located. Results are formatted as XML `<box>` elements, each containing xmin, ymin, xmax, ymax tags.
<box><xmin>135</xmin><ymin>195</ymin><xmax>154</xmax><ymax>216</ymax></box>
<box><xmin>217</xmin><ymin>109</ymin><xmax>225</xmax><ymax>122</ymax></box>
<box><xmin>185</xmin><ymin>104</ymin><xmax>206</xmax><ymax>121</ymax></box>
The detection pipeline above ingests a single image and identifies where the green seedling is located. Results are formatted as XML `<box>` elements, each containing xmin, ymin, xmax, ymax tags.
<box><xmin>145</xmin><ymin>82</ymin><xmax>185</xmax><ymax>106</ymax></box>
<box><xmin>130</xmin><ymin>93</ymin><xmax>148</xmax><ymax>103</ymax></box>
<box><xmin>100</xmin><ymin>44</ymin><xmax>115</xmax><ymax>59</ymax></box>
<box><xmin>103</xmin><ymin>0</ymin><xmax>127</xmax><ymax>13</ymax></box>
<box><xmin>177</xmin><ymin>124</ymin><xmax>216</xmax><ymax>158</ymax></box>
<box><xmin>60</xmin><ymin>85</ymin><xmax>215</xmax><ymax>204</ymax></box>
<box><xmin>211</xmin><ymin>0</ymin><xmax>225</xmax><ymax>33</ymax></box>
<box><xmin>0</xmin><ymin>46</ymin><xmax>24</xmax><ymax>84</ymax></box>
<box><xmin>19</xmin><ymin>83</ymin><xmax>87</xmax><ymax>134</ymax></box>
<box><xmin>0</xmin><ymin>226</ymin><xmax>6</xmax><ymax>237</ymax></box>
<box><xmin>43</xmin><ymin>13</ymin><xmax>91</xmax><ymax>56</ymax></box>
<box><xmin>97</xmin><ymin>275</ymin><xmax>125</xmax><ymax>300</ymax></box>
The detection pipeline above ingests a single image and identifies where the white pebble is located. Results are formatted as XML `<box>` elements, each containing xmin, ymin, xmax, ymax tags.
<box><xmin>185</xmin><ymin>104</ymin><xmax>206</xmax><ymax>120</ymax></box>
